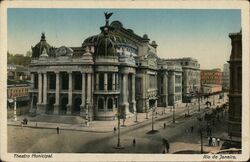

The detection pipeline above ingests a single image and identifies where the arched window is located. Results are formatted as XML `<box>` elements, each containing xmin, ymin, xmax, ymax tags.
<box><xmin>107</xmin><ymin>98</ymin><xmax>113</xmax><ymax>110</ymax></box>
<box><xmin>34</xmin><ymin>73</ymin><xmax>38</xmax><ymax>89</ymax></box>
<box><xmin>49</xmin><ymin>73</ymin><xmax>56</xmax><ymax>90</ymax></box>
<box><xmin>61</xmin><ymin>72</ymin><xmax>69</xmax><ymax>90</ymax></box>
<box><xmin>98</xmin><ymin>98</ymin><xmax>104</xmax><ymax>110</ymax></box>
<box><xmin>99</xmin><ymin>73</ymin><xmax>104</xmax><ymax>90</ymax></box>
<box><xmin>108</xmin><ymin>73</ymin><xmax>113</xmax><ymax>90</ymax></box>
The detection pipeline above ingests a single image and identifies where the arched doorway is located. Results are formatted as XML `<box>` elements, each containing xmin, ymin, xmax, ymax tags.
<box><xmin>61</xmin><ymin>97</ymin><xmax>68</xmax><ymax>115</ymax></box>
<box><xmin>48</xmin><ymin>97</ymin><xmax>55</xmax><ymax>114</ymax></box>
<box><xmin>98</xmin><ymin>98</ymin><xmax>104</xmax><ymax>110</ymax></box>
<box><xmin>73</xmin><ymin>97</ymin><xmax>81</xmax><ymax>115</ymax></box>
<box><xmin>32</xmin><ymin>96</ymin><xmax>37</xmax><ymax>108</ymax></box>
<box><xmin>107</xmin><ymin>98</ymin><xmax>113</xmax><ymax>110</ymax></box>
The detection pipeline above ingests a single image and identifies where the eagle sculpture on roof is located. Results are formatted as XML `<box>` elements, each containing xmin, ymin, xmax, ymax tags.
<box><xmin>104</xmin><ymin>12</ymin><xmax>113</xmax><ymax>26</ymax></box>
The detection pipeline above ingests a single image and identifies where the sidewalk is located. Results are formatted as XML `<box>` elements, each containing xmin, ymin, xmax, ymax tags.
<box><xmin>7</xmin><ymin>103</ymin><xmax>216</xmax><ymax>133</ymax></box>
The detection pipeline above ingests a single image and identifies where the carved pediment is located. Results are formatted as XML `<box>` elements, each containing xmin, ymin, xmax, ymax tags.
<box><xmin>55</xmin><ymin>46</ymin><xmax>73</xmax><ymax>57</ymax></box>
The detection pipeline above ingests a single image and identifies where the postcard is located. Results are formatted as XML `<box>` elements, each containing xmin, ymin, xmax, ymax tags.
<box><xmin>0</xmin><ymin>0</ymin><xmax>249</xmax><ymax>161</ymax></box>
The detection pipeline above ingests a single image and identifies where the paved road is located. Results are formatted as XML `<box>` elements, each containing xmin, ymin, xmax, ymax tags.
<box><xmin>8</xmin><ymin>97</ymin><xmax>227</xmax><ymax>153</ymax></box>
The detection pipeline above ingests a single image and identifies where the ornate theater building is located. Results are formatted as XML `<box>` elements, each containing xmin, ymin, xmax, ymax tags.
<box><xmin>29</xmin><ymin>13</ymin><xmax>200</xmax><ymax>121</ymax></box>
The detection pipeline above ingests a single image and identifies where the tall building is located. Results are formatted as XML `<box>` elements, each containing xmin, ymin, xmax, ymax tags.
<box><xmin>200</xmin><ymin>69</ymin><xmax>222</xmax><ymax>94</ymax></box>
<box><xmin>228</xmin><ymin>31</ymin><xmax>242</xmax><ymax>138</ymax></box>
<box><xmin>29</xmin><ymin>13</ymin><xmax>200</xmax><ymax>121</ymax></box>
<box><xmin>7</xmin><ymin>79</ymin><xmax>30</xmax><ymax>108</ymax></box>
<box><xmin>161</xmin><ymin>58</ymin><xmax>200</xmax><ymax>103</ymax></box>
<box><xmin>222</xmin><ymin>63</ymin><xmax>230</xmax><ymax>91</ymax></box>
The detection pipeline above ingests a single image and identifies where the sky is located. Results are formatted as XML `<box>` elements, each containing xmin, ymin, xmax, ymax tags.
<box><xmin>7</xmin><ymin>8</ymin><xmax>241</xmax><ymax>69</ymax></box>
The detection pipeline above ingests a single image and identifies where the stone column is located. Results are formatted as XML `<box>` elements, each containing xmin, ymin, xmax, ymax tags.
<box><xmin>38</xmin><ymin>72</ymin><xmax>42</xmax><ymax>104</ymax></box>
<box><xmin>41</xmin><ymin>72</ymin><xmax>48</xmax><ymax>114</ymax></box>
<box><xmin>87</xmin><ymin>73</ymin><xmax>92</xmax><ymax>105</ymax></box>
<box><xmin>43</xmin><ymin>72</ymin><xmax>48</xmax><ymax>105</ymax></box>
<box><xmin>171</xmin><ymin>72</ymin><xmax>175</xmax><ymax>105</ymax></box>
<box><xmin>80</xmin><ymin>73</ymin><xmax>86</xmax><ymax>116</ymax></box>
<box><xmin>163</xmin><ymin>73</ymin><xmax>168</xmax><ymax>107</ymax></box>
<box><xmin>30</xmin><ymin>73</ymin><xmax>34</xmax><ymax>89</ymax></box>
<box><xmin>131</xmin><ymin>74</ymin><xmax>136</xmax><ymax>113</ymax></box>
<box><xmin>95</xmin><ymin>73</ymin><xmax>99</xmax><ymax>90</ymax></box>
<box><xmin>112</xmin><ymin>73</ymin><xmax>116</xmax><ymax>90</ymax></box>
<box><xmin>54</xmin><ymin>72</ymin><xmax>60</xmax><ymax>114</ymax></box>
<box><xmin>116</xmin><ymin>73</ymin><xmax>119</xmax><ymax>90</ymax></box>
<box><xmin>104</xmin><ymin>73</ymin><xmax>108</xmax><ymax>91</ymax></box>
<box><xmin>67</xmin><ymin>72</ymin><xmax>72</xmax><ymax>115</ymax></box>
<box><xmin>122</xmin><ymin>73</ymin><xmax>129</xmax><ymax>116</ymax></box>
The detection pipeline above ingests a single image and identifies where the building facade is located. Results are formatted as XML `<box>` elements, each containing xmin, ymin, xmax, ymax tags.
<box><xmin>7</xmin><ymin>64</ymin><xmax>30</xmax><ymax>80</ymax></box>
<box><xmin>200</xmin><ymin>68</ymin><xmax>222</xmax><ymax>94</ymax></box>
<box><xmin>162</xmin><ymin>58</ymin><xmax>200</xmax><ymax>103</ymax></box>
<box><xmin>228</xmin><ymin>31</ymin><xmax>242</xmax><ymax>138</ymax></box>
<box><xmin>29</xmin><ymin>14</ymin><xmax>199</xmax><ymax>121</ymax></box>
<box><xmin>7</xmin><ymin>79</ymin><xmax>30</xmax><ymax>107</ymax></box>
<box><xmin>222</xmin><ymin>63</ymin><xmax>230</xmax><ymax>91</ymax></box>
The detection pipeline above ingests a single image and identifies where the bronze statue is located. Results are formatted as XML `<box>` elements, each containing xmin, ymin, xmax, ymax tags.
<box><xmin>104</xmin><ymin>12</ymin><xmax>113</xmax><ymax>26</ymax></box>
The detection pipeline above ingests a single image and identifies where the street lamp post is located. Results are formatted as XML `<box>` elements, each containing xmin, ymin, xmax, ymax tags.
<box><xmin>151</xmin><ymin>107</ymin><xmax>156</xmax><ymax>131</ymax></box>
<box><xmin>13</xmin><ymin>97</ymin><xmax>17</xmax><ymax>121</ymax></box>
<box><xmin>200</xmin><ymin>128</ymin><xmax>203</xmax><ymax>154</ymax></box>
<box><xmin>117</xmin><ymin>112</ymin><xmax>121</xmax><ymax>147</ymax></box>
<box><xmin>135</xmin><ymin>111</ymin><xmax>138</xmax><ymax>122</ymax></box>
<box><xmin>198</xmin><ymin>94</ymin><xmax>201</xmax><ymax>112</ymax></box>
<box><xmin>172</xmin><ymin>101</ymin><xmax>175</xmax><ymax>123</ymax></box>
<box><xmin>187</xmin><ymin>103</ymin><xmax>190</xmax><ymax>116</ymax></box>
<box><xmin>85</xmin><ymin>100</ymin><xmax>89</xmax><ymax>127</ymax></box>
<box><xmin>197</xmin><ymin>116</ymin><xmax>204</xmax><ymax>154</ymax></box>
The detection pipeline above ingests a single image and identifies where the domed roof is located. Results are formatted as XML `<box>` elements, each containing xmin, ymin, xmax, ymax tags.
<box><xmin>32</xmin><ymin>33</ymin><xmax>51</xmax><ymax>58</ymax></box>
<box><xmin>110</xmin><ymin>21</ymin><xmax>123</xmax><ymax>29</ymax></box>
<box><xmin>96</xmin><ymin>35</ymin><xmax>116</xmax><ymax>56</ymax></box>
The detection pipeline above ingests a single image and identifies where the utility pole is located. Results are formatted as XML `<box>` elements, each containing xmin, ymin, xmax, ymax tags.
<box><xmin>173</xmin><ymin>101</ymin><xmax>175</xmax><ymax>123</ymax></box>
<box><xmin>198</xmin><ymin>94</ymin><xmax>201</xmax><ymax>112</ymax></box>
<box><xmin>85</xmin><ymin>100</ymin><xmax>89</xmax><ymax>127</ymax></box>
<box><xmin>200</xmin><ymin>128</ymin><xmax>203</xmax><ymax>154</ymax></box>
<box><xmin>151</xmin><ymin>107</ymin><xmax>156</xmax><ymax>131</ymax></box>
<box><xmin>117</xmin><ymin>112</ymin><xmax>121</xmax><ymax>147</ymax></box>
<box><xmin>13</xmin><ymin>97</ymin><xmax>17</xmax><ymax>121</ymax></box>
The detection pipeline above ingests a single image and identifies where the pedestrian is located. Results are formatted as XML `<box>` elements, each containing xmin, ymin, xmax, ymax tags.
<box><xmin>113</xmin><ymin>126</ymin><xmax>116</xmax><ymax>133</ymax></box>
<box><xmin>57</xmin><ymin>127</ymin><xmax>59</xmax><ymax>134</ymax></box>
<box><xmin>133</xmin><ymin>138</ymin><xmax>136</xmax><ymax>147</ymax></box>
<box><xmin>166</xmin><ymin>141</ymin><xmax>170</xmax><ymax>153</ymax></box>
<box><xmin>217</xmin><ymin>138</ymin><xmax>220</xmax><ymax>146</ymax></box>
<box><xmin>209</xmin><ymin>137</ymin><xmax>212</xmax><ymax>146</ymax></box>
<box><xmin>212</xmin><ymin>137</ymin><xmax>216</xmax><ymax>146</ymax></box>
<box><xmin>163</xmin><ymin>123</ymin><xmax>166</xmax><ymax>129</ymax></box>
<box><xmin>36</xmin><ymin>122</ymin><xmax>38</xmax><ymax>127</ymax></box>
<box><xmin>207</xmin><ymin>137</ymin><xmax>211</xmax><ymax>146</ymax></box>
<box><xmin>190</xmin><ymin>126</ymin><xmax>194</xmax><ymax>133</ymax></box>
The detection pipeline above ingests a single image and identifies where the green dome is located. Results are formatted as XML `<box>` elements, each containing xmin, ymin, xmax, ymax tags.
<box><xmin>95</xmin><ymin>35</ymin><xmax>116</xmax><ymax>56</ymax></box>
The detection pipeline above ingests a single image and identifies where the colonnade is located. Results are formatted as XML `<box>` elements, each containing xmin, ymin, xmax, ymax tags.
<box><xmin>33</xmin><ymin>71</ymin><xmax>93</xmax><ymax>115</ymax></box>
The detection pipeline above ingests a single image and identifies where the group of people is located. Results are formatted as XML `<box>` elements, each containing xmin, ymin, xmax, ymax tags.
<box><xmin>208</xmin><ymin>137</ymin><xmax>220</xmax><ymax>146</ymax></box>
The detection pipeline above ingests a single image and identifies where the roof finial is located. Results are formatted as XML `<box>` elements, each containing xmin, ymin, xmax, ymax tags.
<box><xmin>104</xmin><ymin>12</ymin><xmax>113</xmax><ymax>26</ymax></box>
<box><xmin>41</xmin><ymin>32</ymin><xmax>46</xmax><ymax>41</ymax></box>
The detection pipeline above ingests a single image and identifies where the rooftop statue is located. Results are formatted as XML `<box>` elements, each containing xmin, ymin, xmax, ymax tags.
<box><xmin>104</xmin><ymin>12</ymin><xmax>113</xmax><ymax>26</ymax></box>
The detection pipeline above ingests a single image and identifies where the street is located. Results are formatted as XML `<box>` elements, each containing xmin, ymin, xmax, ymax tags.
<box><xmin>8</xmin><ymin>95</ymin><xmax>227</xmax><ymax>153</ymax></box>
